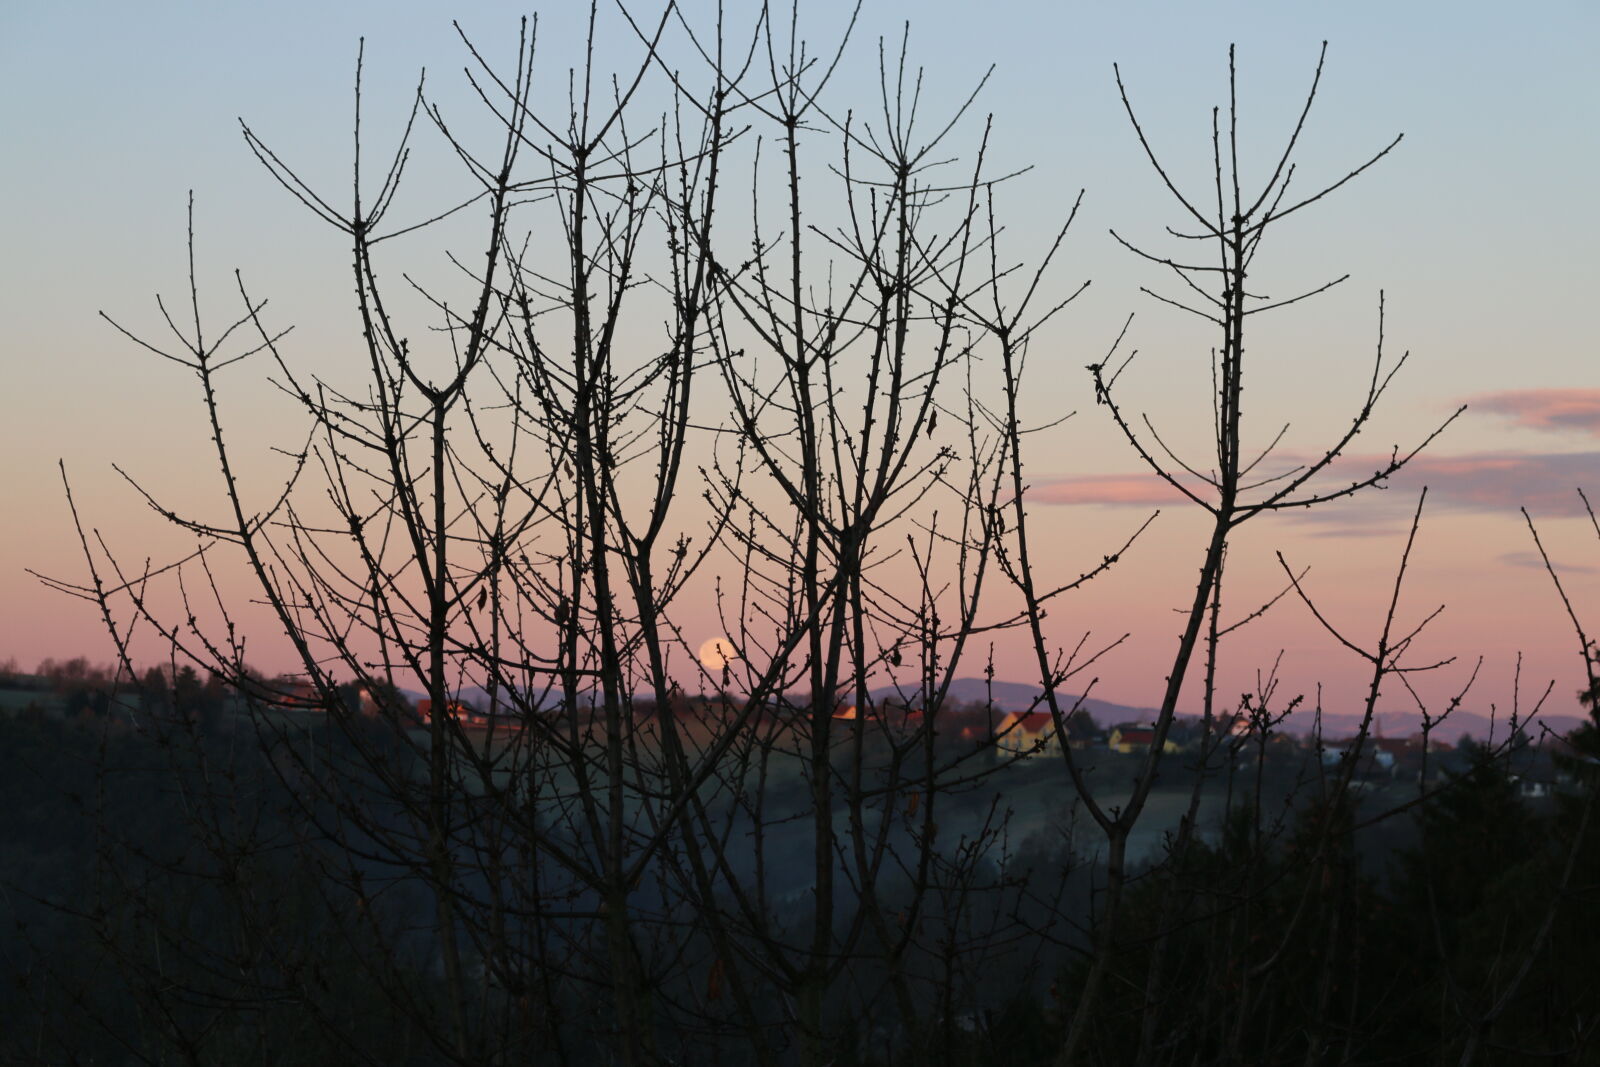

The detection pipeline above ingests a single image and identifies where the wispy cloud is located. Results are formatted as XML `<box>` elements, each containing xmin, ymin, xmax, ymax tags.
<box><xmin>1031</xmin><ymin>451</ymin><xmax>1600</xmax><ymax>520</ymax></box>
<box><xmin>1027</xmin><ymin>472</ymin><xmax>1192</xmax><ymax>507</ymax></box>
<box><xmin>1294</xmin><ymin>521</ymin><xmax>1407</xmax><ymax>539</ymax></box>
<box><xmin>1398</xmin><ymin>452</ymin><xmax>1599</xmax><ymax>517</ymax></box>
<box><xmin>1498</xmin><ymin>550</ymin><xmax>1599</xmax><ymax>576</ymax></box>
<box><xmin>1466</xmin><ymin>389</ymin><xmax>1600</xmax><ymax>437</ymax></box>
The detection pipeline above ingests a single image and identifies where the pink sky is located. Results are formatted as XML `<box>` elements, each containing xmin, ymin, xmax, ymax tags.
<box><xmin>3</xmin><ymin>1</ymin><xmax>1596</xmax><ymax>729</ymax></box>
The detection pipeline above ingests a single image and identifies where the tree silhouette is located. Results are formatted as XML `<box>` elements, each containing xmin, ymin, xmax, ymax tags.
<box><xmin>27</xmin><ymin>8</ymin><xmax>1600</xmax><ymax>1067</ymax></box>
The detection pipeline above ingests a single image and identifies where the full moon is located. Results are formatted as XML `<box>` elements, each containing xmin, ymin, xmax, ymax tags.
<box><xmin>698</xmin><ymin>636</ymin><xmax>738</xmax><ymax>671</ymax></box>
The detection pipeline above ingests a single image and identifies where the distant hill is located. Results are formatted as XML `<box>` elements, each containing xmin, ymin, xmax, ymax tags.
<box><xmin>869</xmin><ymin>677</ymin><xmax>1161</xmax><ymax>725</ymax></box>
<box><xmin>872</xmin><ymin>677</ymin><xmax>1586</xmax><ymax>744</ymax></box>
<box><xmin>402</xmin><ymin>676</ymin><xmax>1587</xmax><ymax>745</ymax></box>
<box><xmin>1310</xmin><ymin>709</ymin><xmax>1584</xmax><ymax>746</ymax></box>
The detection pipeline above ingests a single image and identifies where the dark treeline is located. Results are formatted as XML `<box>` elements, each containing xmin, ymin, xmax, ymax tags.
<box><xmin>3</xmin><ymin>669</ymin><xmax>1598</xmax><ymax>1064</ymax></box>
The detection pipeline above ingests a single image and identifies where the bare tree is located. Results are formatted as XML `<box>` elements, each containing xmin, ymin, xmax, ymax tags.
<box><xmin>39</xmin><ymin>12</ymin><xmax>1599</xmax><ymax>1067</ymax></box>
<box><xmin>592</xmin><ymin>12</ymin><xmax>1141</xmax><ymax>1064</ymax></box>
<box><xmin>1000</xmin><ymin>44</ymin><xmax>1461</xmax><ymax>1065</ymax></box>
<box><xmin>39</xmin><ymin>6</ymin><xmax>1090</xmax><ymax>1065</ymax></box>
<box><xmin>46</xmin><ymin>8</ymin><xmax>755</xmax><ymax>1062</ymax></box>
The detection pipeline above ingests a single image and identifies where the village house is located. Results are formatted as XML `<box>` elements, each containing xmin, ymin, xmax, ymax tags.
<box><xmin>418</xmin><ymin>697</ymin><xmax>522</xmax><ymax>732</ymax></box>
<box><xmin>1107</xmin><ymin>722</ymin><xmax>1179</xmax><ymax>755</ymax></box>
<box><xmin>261</xmin><ymin>677</ymin><xmax>326</xmax><ymax>711</ymax></box>
<box><xmin>995</xmin><ymin>711</ymin><xmax>1060</xmax><ymax>757</ymax></box>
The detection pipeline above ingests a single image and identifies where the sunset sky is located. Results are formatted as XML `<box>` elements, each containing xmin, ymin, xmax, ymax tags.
<box><xmin>3</xmin><ymin>1</ymin><xmax>1596</xmax><ymax>725</ymax></box>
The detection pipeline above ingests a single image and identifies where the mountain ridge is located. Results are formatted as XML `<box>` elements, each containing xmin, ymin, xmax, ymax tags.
<box><xmin>403</xmin><ymin>677</ymin><xmax>1585</xmax><ymax>744</ymax></box>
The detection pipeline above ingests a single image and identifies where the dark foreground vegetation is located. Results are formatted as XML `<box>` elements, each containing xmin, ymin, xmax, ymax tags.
<box><xmin>4</xmin><ymin>666</ymin><xmax>1599</xmax><ymax>1065</ymax></box>
<box><xmin>20</xmin><ymin>2</ymin><xmax>1600</xmax><ymax>1063</ymax></box>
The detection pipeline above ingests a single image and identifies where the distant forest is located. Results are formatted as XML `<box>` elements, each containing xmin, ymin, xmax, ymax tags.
<box><xmin>4</xmin><ymin>661</ymin><xmax>1599</xmax><ymax>1064</ymax></box>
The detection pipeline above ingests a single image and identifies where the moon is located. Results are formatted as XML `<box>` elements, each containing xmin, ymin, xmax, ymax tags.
<box><xmin>698</xmin><ymin>636</ymin><xmax>738</xmax><ymax>671</ymax></box>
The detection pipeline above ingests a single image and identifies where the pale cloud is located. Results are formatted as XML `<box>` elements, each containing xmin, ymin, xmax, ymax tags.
<box><xmin>1396</xmin><ymin>452</ymin><xmax>1598</xmax><ymax>517</ymax></box>
<box><xmin>1466</xmin><ymin>389</ymin><xmax>1600</xmax><ymax>437</ymax></box>
<box><xmin>1027</xmin><ymin>472</ymin><xmax>1192</xmax><ymax>507</ymax></box>
<box><xmin>1497</xmin><ymin>550</ymin><xmax>1599</xmax><ymax>576</ymax></box>
<box><xmin>1031</xmin><ymin>451</ymin><xmax>1600</xmax><ymax>520</ymax></box>
<box><xmin>1293</xmin><ymin>520</ymin><xmax>1406</xmax><ymax>539</ymax></box>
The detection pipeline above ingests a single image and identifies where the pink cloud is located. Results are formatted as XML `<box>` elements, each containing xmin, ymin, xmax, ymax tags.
<box><xmin>1032</xmin><ymin>451</ymin><xmax>1600</xmax><ymax>519</ymax></box>
<box><xmin>1467</xmin><ymin>389</ymin><xmax>1600</xmax><ymax>437</ymax></box>
<box><xmin>1497</xmin><ymin>551</ymin><xmax>1599</xmax><ymax>576</ymax></box>
<box><xmin>1396</xmin><ymin>452</ymin><xmax>1598</xmax><ymax>516</ymax></box>
<box><xmin>1027</xmin><ymin>472</ymin><xmax>1193</xmax><ymax>506</ymax></box>
<box><xmin>1295</xmin><ymin>521</ymin><xmax>1406</xmax><ymax>539</ymax></box>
